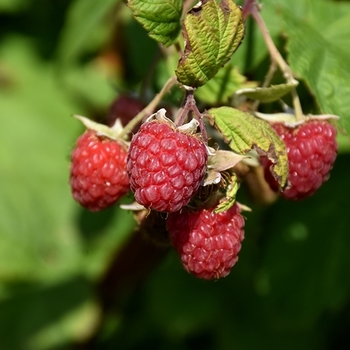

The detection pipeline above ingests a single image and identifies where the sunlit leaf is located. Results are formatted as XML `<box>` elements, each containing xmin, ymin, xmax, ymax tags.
<box><xmin>176</xmin><ymin>0</ymin><xmax>244</xmax><ymax>87</ymax></box>
<box><xmin>128</xmin><ymin>0</ymin><xmax>182</xmax><ymax>47</ymax></box>
<box><xmin>207</xmin><ymin>107</ymin><xmax>288</xmax><ymax>189</ymax></box>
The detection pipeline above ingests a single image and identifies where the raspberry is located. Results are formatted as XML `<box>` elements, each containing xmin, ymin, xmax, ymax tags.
<box><xmin>263</xmin><ymin>120</ymin><xmax>337</xmax><ymax>200</ymax></box>
<box><xmin>70</xmin><ymin>130</ymin><xmax>130</xmax><ymax>211</ymax></box>
<box><xmin>166</xmin><ymin>203</ymin><xmax>245</xmax><ymax>280</ymax></box>
<box><xmin>127</xmin><ymin>120</ymin><xmax>208</xmax><ymax>212</ymax></box>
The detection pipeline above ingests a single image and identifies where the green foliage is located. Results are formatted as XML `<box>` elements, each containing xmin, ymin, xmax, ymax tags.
<box><xmin>283</xmin><ymin>14</ymin><xmax>350</xmax><ymax>134</ymax></box>
<box><xmin>1</xmin><ymin>0</ymin><xmax>350</xmax><ymax>349</ymax></box>
<box><xmin>128</xmin><ymin>0</ymin><xmax>183</xmax><ymax>47</ymax></box>
<box><xmin>57</xmin><ymin>0</ymin><xmax>119</xmax><ymax>66</ymax></box>
<box><xmin>195</xmin><ymin>63</ymin><xmax>255</xmax><ymax>105</ymax></box>
<box><xmin>260</xmin><ymin>0</ymin><xmax>350</xmax><ymax>137</ymax></box>
<box><xmin>176</xmin><ymin>0</ymin><xmax>245</xmax><ymax>87</ymax></box>
<box><xmin>0</xmin><ymin>35</ymin><xmax>134</xmax><ymax>348</ymax></box>
<box><xmin>208</xmin><ymin>107</ymin><xmax>289</xmax><ymax>189</ymax></box>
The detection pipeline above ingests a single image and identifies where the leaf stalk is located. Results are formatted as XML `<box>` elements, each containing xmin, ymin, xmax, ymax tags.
<box><xmin>119</xmin><ymin>76</ymin><xmax>177</xmax><ymax>139</ymax></box>
<box><xmin>244</xmin><ymin>0</ymin><xmax>304</xmax><ymax>121</ymax></box>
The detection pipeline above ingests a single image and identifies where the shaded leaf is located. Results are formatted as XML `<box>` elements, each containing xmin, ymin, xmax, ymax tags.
<box><xmin>176</xmin><ymin>0</ymin><xmax>244</xmax><ymax>87</ymax></box>
<box><xmin>195</xmin><ymin>64</ymin><xmax>255</xmax><ymax>104</ymax></box>
<box><xmin>57</xmin><ymin>0</ymin><xmax>117</xmax><ymax>65</ymax></box>
<box><xmin>128</xmin><ymin>0</ymin><xmax>182</xmax><ymax>47</ymax></box>
<box><xmin>207</xmin><ymin>107</ymin><xmax>288</xmax><ymax>189</ymax></box>
<box><xmin>235</xmin><ymin>80</ymin><xmax>298</xmax><ymax>103</ymax></box>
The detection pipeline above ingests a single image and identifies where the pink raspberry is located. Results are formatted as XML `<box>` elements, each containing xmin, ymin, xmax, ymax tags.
<box><xmin>166</xmin><ymin>203</ymin><xmax>245</xmax><ymax>280</ymax></box>
<box><xmin>263</xmin><ymin>120</ymin><xmax>337</xmax><ymax>200</ymax></box>
<box><xmin>70</xmin><ymin>130</ymin><xmax>130</xmax><ymax>211</ymax></box>
<box><xmin>127</xmin><ymin>120</ymin><xmax>208</xmax><ymax>212</ymax></box>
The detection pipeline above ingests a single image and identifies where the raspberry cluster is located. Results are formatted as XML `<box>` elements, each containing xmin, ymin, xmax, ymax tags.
<box><xmin>68</xmin><ymin>110</ymin><xmax>336</xmax><ymax>281</ymax></box>
<box><xmin>125</xmin><ymin>116</ymin><xmax>246</xmax><ymax>279</ymax></box>
<box><xmin>263</xmin><ymin>120</ymin><xmax>338</xmax><ymax>200</ymax></box>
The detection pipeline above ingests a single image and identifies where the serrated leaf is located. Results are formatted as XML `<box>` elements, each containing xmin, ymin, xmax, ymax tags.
<box><xmin>195</xmin><ymin>64</ymin><xmax>255</xmax><ymax>104</ymax></box>
<box><xmin>215</xmin><ymin>173</ymin><xmax>238</xmax><ymax>213</ymax></box>
<box><xmin>176</xmin><ymin>0</ymin><xmax>245</xmax><ymax>87</ymax></box>
<box><xmin>207</xmin><ymin>107</ymin><xmax>288</xmax><ymax>189</ymax></box>
<box><xmin>128</xmin><ymin>0</ymin><xmax>182</xmax><ymax>47</ymax></box>
<box><xmin>235</xmin><ymin>80</ymin><xmax>298</xmax><ymax>103</ymax></box>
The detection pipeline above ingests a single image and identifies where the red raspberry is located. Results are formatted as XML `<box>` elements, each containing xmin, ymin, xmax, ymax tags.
<box><xmin>263</xmin><ymin>120</ymin><xmax>337</xmax><ymax>200</ymax></box>
<box><xmin>127</xmin><ymin>120</ymin><xmax>208</xmax><ymax>212</ymax></box>
<box><xmin>166</xmin><ymin>203</ymin><xmax>245</xmax><ymax>280</ymax></box>
<box><xmin>70</xmin><ymin>130</ymin><xmax>130</xmax><ymax>211</ymax></box>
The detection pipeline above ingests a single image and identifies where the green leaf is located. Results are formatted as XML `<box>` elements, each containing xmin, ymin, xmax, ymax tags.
<box><xmin>235</xmin><ymin>80</ymin><xmax>299</xmax><ymax>103</ymax></box>
<box><xmin>207</xmin><ymin>107</ymin><xmax>288</xmax><ymax>189</ymax></box>
<box><xmin>176</xmin><ymin>0</ymin><xmax>245</xmax><ymax>87</ymax></box>
<box><xmin>282</xmin><ymin>12</ymin><xmax>350</xmax><ymax>134</ymax></box>
<box><xmin>128</xmin><ymin>0</ymin><xmax>182</xmax><ymax>47</ymax></box>
<box><xmin>195</xmin><ymin>64</ymin><xmax>255</xmax><ymax>105</ymax></box>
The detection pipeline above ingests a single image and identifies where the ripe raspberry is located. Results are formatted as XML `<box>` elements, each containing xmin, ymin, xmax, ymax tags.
<box><xmin>166</xmin><ymin>203</ymin><xmax>245</xmax><ymax>280</ymax></box>
<box><xmin>70</xmin><ymin>130</ymin><xmax>130</xmax><ymax>211</ymax></box>
<box><xmin>127</xmin><ymin>120</ymin><xmax>208</xmax><ymax>212</ymax></box>
<box><xmin>263</xmin><ymin>120</ymin><xmax>337</xmax><ymax>200</ymax></box>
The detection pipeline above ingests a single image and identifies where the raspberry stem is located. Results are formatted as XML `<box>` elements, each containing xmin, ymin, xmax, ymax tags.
<box><xmin>119</xmin><ymin>75</ymin><xmax>177</xmax><ymax>139</ymax></box>
<box><xmin>175</xmin><ymin>89</ymin><xmax>208</xmax><ymax>144</ymax></box>
<box><xmin>243</xmin><ymin>0</ymin><xmax>304</xmax><ymax>122</ymax></box>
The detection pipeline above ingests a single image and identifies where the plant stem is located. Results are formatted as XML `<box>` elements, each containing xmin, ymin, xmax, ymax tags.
<box><xmin>175</xmin><ymin>90</ymin><xmax>208</xmax><ymax>144</ymax></box>
<box><xmin>252</xmin><ymin>61</ymin><xmax>277</xmax><ymax>111</ymax></box>
<box><xmin>251</xmin><ymin>5</ymin><xmax>291</xmax><ymax>79</ymax></box>
<box><xmin>119</xmin><ymin>76</ymin><xmax>177</xmax><ymax>139</ymax></box>
<box><xmin>242</xmin><ymin>0</ymin><xmax>256</xmax><ymax>20</ymax></box>
<box><xmin>175</xmin><ymin>90</ymin><xmax>192</xmax><ymax>126</ymax></box>
<box><xmin>248</xmin><ymin>1</ymin><xmax>304</xmax><ymax>121</ymax></box>
<box><xmin>190</xmin><ymin>97</ymin><xmax>208</xmax><ymax>144</ymax></box>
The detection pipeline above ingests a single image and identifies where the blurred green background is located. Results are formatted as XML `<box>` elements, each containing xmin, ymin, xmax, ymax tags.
<box><xmin>1</xmin><ymin>0</ymin><xmax>350</xmax><ymax>349</ymax></box>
